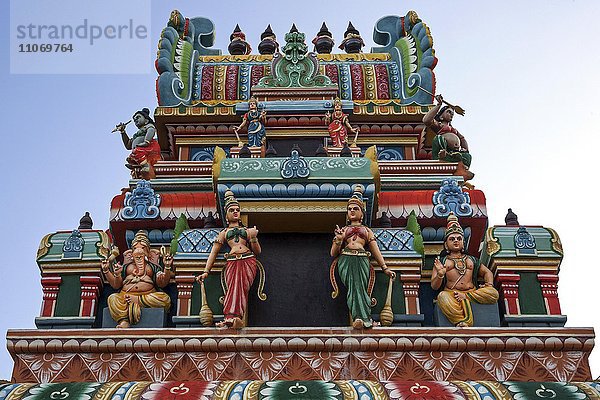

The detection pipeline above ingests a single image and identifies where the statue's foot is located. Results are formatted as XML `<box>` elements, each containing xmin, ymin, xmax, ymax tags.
<box><xmin>352</xmin><ymin>319</ymin><xmax>365</xmax><ymax>329</ymax></box>
<box><xmin>456</xmin><ymin>322</ymin><xmax>469</xmax><ymax>328</ymax></box>
<box><xmin>231</xmin><ymin>317</ymin><xmax>244</xmax><ymax>330</ymax></box>
<box><xmin>215</xmin><ymin>321</ymin><xmax>229</xmax><ymax>329</ymax></box>
<box><xmin>116</xmin><ymin>320</ymin><xmax>130</xmax><ymax>329</ymax></box>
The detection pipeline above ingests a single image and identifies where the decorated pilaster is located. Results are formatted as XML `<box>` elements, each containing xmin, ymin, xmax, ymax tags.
<box><xmin>39</xmin><ymin>276</ymin><xmax>61</xmax><ymax>317</ymax></box>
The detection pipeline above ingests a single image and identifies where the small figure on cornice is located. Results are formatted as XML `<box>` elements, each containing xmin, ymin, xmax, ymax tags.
<box><xmin>228</xmin><ymin>24</ymin><xmax>251</xmax><ymax>55</ymax></box>
<box><xmin>258</xmin><ymin>25</ymin><xmax>279</xmax><ymax>55</ymax></box>
<box><xmin>234</xmin><ymin>97</ymin><xmax>267</xmax><ymax>148</ymax></box>
<box><xmin>339</xmin><ymin>22</ymin><xmax>364</xmax><ymax>54</ymax></box>
<box><xmin>113</xmin><ymin>108</ymin><xmax>161</xmax><ymax>180</ymax></box>
<box><xmin>431</xmin><ymin>213</ymin><xmax>498</xmax><ymax>327</ymax></box>
<box><xmin>330</xmin><ymin>185</ymin><xmax>395</xmax><ymax>329</ymax></box>
<box><xmin>325</xmin><ymin>98</ymin><xmax>359</xmax><ymax>147</ymax></box>
<box><xmin>312</xmin><ymin>22</ymin><xmax>334</xmax><ymax>54</ymax></box>
<box><xmin>196</xmin><ymin>190</ymin><xmax>265</xmax><ymax>329</ymax></box>
<box><xmin>423</xmin><ymin>94</ymin><xmax>474</xmax><ymax>180</ymax></box>
<box><xmin>103</xmin><ymin>231</ymin><xmax>172</xmax><ymax>328</ymax></box>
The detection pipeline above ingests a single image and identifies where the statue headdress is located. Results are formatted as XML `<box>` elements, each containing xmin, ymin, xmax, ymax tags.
<box><xmin>347</xmin><ymin>184</ymin><xmax>365</xmax><ymax>212</ymax></box>
<box><xmin>224</xmin><ymin>189</ymin><xmax>239</xmax><ymax>212</ymax></box>
<box><xmin>444</xmin><ymin>212</ymin><xmax>464</xmax><ymax>240</ymax></box>
<box><xmin>131</xmin><ymin>230</ymin><xmax>151</xmax><ymax>249</ymax></box>
<box><xmin>333</xmin><ymin>97</ymin><xmax>342</xmax><ymax>108</ymax></box>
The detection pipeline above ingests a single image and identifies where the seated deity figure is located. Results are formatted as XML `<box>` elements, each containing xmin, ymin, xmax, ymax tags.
<box><xmin>234</xmin><ymin>97</ymin><xmax>267</xmax><ymax>148</ymax></box>
<box><xmin>325</xmin><ymin>97</ymin><xmax>359</xmax><ymax>147</ymax></box>
<box><xmin>196</xmin><ymin>190</ymin><xmax>262</xmax><ymax>329</ymax></box>
<box><xmin>330</xmin><ymin>185</ymin><xmax>395</xmax><ymax>329</ymax></box>
<box><xmin>423</xmin><ymin>95</ymin><xmax>474</xmax><ymax>180</ymax></box>
<box><xmin>113</xmin><ymin>108</ymin><xmax>162</xmax><ymax>179</ymax></box>
<box><xmin>431</xmin><ymin>213</ymin><xmax>499</xmax><ymax>327</ymax></box>
<box><xmin>103</xmin><ymin>230</ymin><xmax>172</xmax><ymax>328</ymax></box>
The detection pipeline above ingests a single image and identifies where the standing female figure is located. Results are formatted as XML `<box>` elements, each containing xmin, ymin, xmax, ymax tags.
<box><xmin>330</xmin><ymin>185</ymin><xmax>395</xmax><ymax>329</ymax></box>
<box><xmin>197</xmin><ymin>190</ymin><xmax>261</xmax><ymax>329</ymax></box>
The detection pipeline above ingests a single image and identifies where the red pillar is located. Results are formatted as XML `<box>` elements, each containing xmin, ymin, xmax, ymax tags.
<box><xmin>538</xmin><ymin>274</ymin><xmax>561</xmax><ymax>315</ymax></box>
<box><xmin>400</xmin><ymin>274</ymin><xmax>421</xmax><ymax>315</ymax></box>
<box><xmin>79</xmin><ymin>276</ymin><xmax>103</xmax><ymax>317</ymax></box>
<box><xmin>176</xmin><ymin>275</ymin><xmax>196</xmax><ymax>316</ymax></box>
<box><xmin>496</xmin><ymin>273</ymin><xmax>521</xmax><ymax>315</ymax></box>
<box><xmin>40</xmin><ymin>277</ymin><xmax>62</xmax><ymax>317</ymax></box>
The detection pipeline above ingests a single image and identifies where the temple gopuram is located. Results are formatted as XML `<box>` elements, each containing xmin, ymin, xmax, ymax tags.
<box><xmin>2</xmin><ymin>10</ymin><xmax>598</xmax><ymax>400</ymax></box>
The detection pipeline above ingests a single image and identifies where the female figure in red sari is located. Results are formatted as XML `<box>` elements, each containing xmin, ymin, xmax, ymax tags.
<box><xmin>325</xmin><ymin>97</ymin><xmax>359</xmax><ymax>147</ymax></box>
<box><xmin>196</xmin><ymin>190</ymin><xmax>261</xmax><ymax>329</ymax></box>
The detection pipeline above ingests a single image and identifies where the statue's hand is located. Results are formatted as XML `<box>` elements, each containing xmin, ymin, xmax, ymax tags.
<box><xmin>233</xmin><ymin>126</ymin><xmax>240</xmax><ymax>133</ymax></box>
<box><xmin>260</xmin><ymin>110</ymin><xmax>266</xmax><ymax>118</ymax></box>
<box><xmin>325</xmin><ymin>111</ymin><xmax>331</xmax><ymax>120</ymax></box>
<box><xmin>247</xmin><ymin>226</ymin><xmax>259</xmax><ymax>239</ymax></box>
<box><xmin>113</xmin><ymin>262</ymin><xmax>123</xmax><ymax>276</ymax></box>
<box><xmin>384</xmin><ymin>268</ymin><xmax>396</xmax><ymax>279</ymax></box>
<box><xmin>435</xmin><ymin>94</ymin><xmax>444</xmax><ymax>105</ymax></box>
<box><xmin>433</xmin><ymin>257</ymin><xmax>446</xmax><ymax>278</ymax></box>
<box><xmin>333</xmin><ymin>225</ymin><xmax>344</xmax><ymax>242</ymax></box>
<box><xmin>162</xmin><ymin>253</ymin><xmax>173</xmax><ymax>268</ymax></box>
<box><xmin>454</xmin><ymin>291</ymin><xmax>466</xmax><ymax>301</ymax></box>
<box><xmin>101</xmin><ymin>258</ymin><xmax>110</xmax><ymax>272</ymax></box>
<box><xmin>156</xmin><ymin>271</ymin><xmax>166</xmax><ymax>281</ymax></box>
<box><xmin>196</xmin><ymin>272</ymin><xmax>209</xmax><ymax>282</ymax></box>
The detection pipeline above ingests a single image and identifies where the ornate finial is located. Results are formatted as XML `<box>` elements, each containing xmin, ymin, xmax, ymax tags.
<box><xmin>78</xmin><ymin>212</ymin><xmax>93</xmax><ymax>230</ymax></box>
<box><xmin>318</xmin><ymin>22</ymin><xmax>332</xmax><ymax>38</ymax></box>
<box><xmin>290</xmin><ymin>23</ymin><xmax>299</xmax><ymax>33</ymax></box>
<box><xmin>239</xmin><ymin>144</ymin><xmax>251</xmax><ymax>158</ymax></box>
<box><xmin>315</xmin><ymin>143</ymin><xmax>327</xmax><ymax>157</ymax></box>
<box><xmin>347</xmin><ymin>184</ymin><xmax>365</xmax><ymax>211</ymax></box>
<box><xmin>261</xmin><ymin>24</ymin><xmax>275</xmax><ymax>40</ymax></box>
<box><xmin>312</xmin><ymin>22</ymin><xmax>334</xmax><ymax>54</ymax></box>
<box><xmin>290</xmin><ymin>143</ymin><xmax>303</xmax><ymax>156</ymax></box>
<box><xmin>265</xmin><ymin>143</ymin><xmax>278</xmax><ymax>157</ymax></box>
<box><xmin>344</xmin><ymin>21</ymin><xmax>359</xmax><ymax>36</ymax></box>
<box><xmin>228</xmin><ymin>24</ymin><xmax>251</xmax><ymax>55</ymax></box>
<box><xmin>224</xmin><ymin>190</ymin><xmax>239</xmax><ymax>212</ymax></box>
<box><xmin>131</xmin><ymin>230</ymin><xmax>150</xmax><ymax>249</ymax></box>
<box><xmin>340</xmin><ymin>21</ymin><xmax>364</xmax><ymax>54</ymax></box>
<box><xmin>259</xmin><ymin>25</ymin><xmax>279</xmax><ymax>55</ymax></box>
<box><xmin>505</xmin><ymin>208</ymin><xmax>520</xmax><ymax>226</ymax></box>
<box><xmin>340</xmin><ymin>143</ymin><xmax>352</xmax><ymax>157</ymax></box>
<box><xmin>444</xmin><ymin>212</ymin><xmax>464</xmax><ymax>240</ymax></box>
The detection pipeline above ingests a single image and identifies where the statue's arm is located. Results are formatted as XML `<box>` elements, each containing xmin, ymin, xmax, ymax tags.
<box><xmin>423</xmin><ymin>95</ymin><xmax>444</xmax><ymax>126</ymax></box>
<box><xmin>343</xmin><ymin>115</ymin><xmax>359</xmax><ymax>134</ymax></box>
<box><xmin>197</xmin><ymin>231</ymin><xmax>225</xmax><ymax>281</ymax></box>
<box><xmin>143</xmin><ymin>126</ymin><xmax>157</xmax><ymax>144</ymax></box>
<box><xmin>234</xmin><ymin>114</ymin><xmax>248</xmax><ymax>132</ymax></box>
<box><xmin>120</xmin><ymin>131</ymin><xmax>133</xmax><ymax>150</ymax></box>
<box><xmin>478</xmin><ymin>263</ymin><xmax>494</xmax><ymax>286</ymax></box>
<box><xmin>102</xmin><ymin>260</ymin><xmax>123</xmax><ymax>289</ymax></box>
<box><xmin>368</xmin><ymin>228</ymin><xmax>395</xmax><ymax>278</ymax></box>
<box><xmin>456</xmin><ymin>130</ymin><xmax>469</xmax><ymax>151</ymax></box>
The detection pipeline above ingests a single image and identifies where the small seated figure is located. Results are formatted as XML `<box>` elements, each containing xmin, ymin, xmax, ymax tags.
<box><xmin>103</xmin><ymin>231</ymin><xmax>172</xmax><ymax>328</ymax></box>
<box><xmin>228</xmin><ymin>24</ymin><xmax>251</xmax><ymax>55</ymax></box>
<box><xmin>423</xmin><ymin>94</ymin><xmax>474</xmax><ymax>180</ymax></box>
<box><xmin>325</xmin><ymin>98</ymin><xmax>359</xmax><ymax>147</ymax></box>
<box><xmin>196</xmin><ymin>190</ymin><xmax>262</xmax><ymax>329</ymax></box>
<box><xmin>234</xmin><ymin>96</ymin><xmax>267</xmax><ymax>148</ymax></box>
<box><xmin>431</xmin><ymin>213</ymin><xmax>499</xmax><ymax>327</ymax></box>
<box><xmin>330</xmin><ymin>185</ymin><xmax>395</xmax><ymax>329</ymax></box>
<box><xmin>339</xmin><ymin>22</ymin><xmax>365</xmax><ymax>54</ymax></box>
<box><xmin>114</xmin><ymin>108</ymin><xmax>161</xmax><ymax>180</ymax></box>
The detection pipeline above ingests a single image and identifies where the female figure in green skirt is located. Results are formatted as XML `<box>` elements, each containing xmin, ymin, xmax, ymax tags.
<box><xmin>330</xmin><ymin>185</ymin><xmax>395</xmax><ymax>329</ymax></box>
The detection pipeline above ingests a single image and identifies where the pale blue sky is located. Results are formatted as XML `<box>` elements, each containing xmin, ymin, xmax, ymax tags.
<box><xmin>1</xmin><ymin>0</ymin><xmax>599</xmax><ymax>379</ymax></box>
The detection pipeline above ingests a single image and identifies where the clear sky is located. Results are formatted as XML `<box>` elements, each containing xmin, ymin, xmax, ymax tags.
<box><xmin>0</xmin><ymin>0</ymin><xmax>598</xmax><ymax>380</ymax></box>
